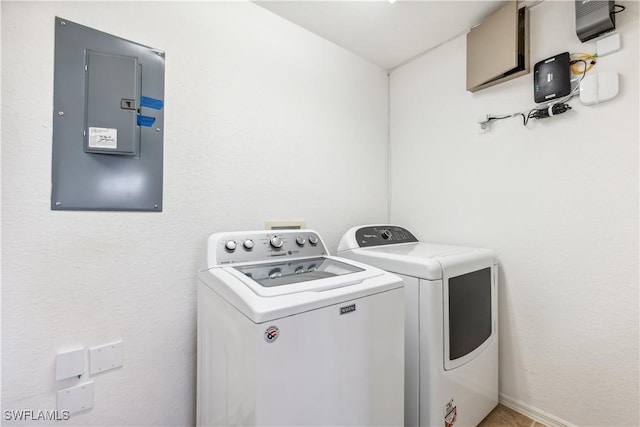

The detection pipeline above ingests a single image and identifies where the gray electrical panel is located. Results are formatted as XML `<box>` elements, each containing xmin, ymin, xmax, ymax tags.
<box><xmin>51</xmin><ymin>17</ymin><xmax>165</xmax><ymax>211</ymax></box>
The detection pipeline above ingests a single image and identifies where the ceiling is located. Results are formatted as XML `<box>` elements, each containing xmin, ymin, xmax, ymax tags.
<box><xmin>254</xmin><ymin>0</ymin><xmax>507</xmax><ymax>71</ymax></box>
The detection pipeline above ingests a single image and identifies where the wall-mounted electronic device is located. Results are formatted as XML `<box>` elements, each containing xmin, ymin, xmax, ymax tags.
<box><xmin>579</xmin><ymin>71</ymin><xmax>619</xmax><ymax>105</ymax></box>
<box><xmin>51</xmin><ymin>17</ymin><xmax>165</xmax><ymax>211</ymax></box>
<box><xmin>576</xmin><ymin>0</ymin><xmax>616</xmax><ymax>42</ymax></box>
<box><xmin>533</xmin><ymin>52</ymin><xmax>571</xmax><ymax>103</ymax></box>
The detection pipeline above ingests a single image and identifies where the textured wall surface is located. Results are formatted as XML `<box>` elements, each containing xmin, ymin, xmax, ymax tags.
<box><xmin>389</xmin><ymin>1</ymin><xmax>639</xmax><ymax>425</ymax></box>
<box><xmin>1</xmin><ymin>2</ymin><xmax>388</xmax><ymax>425</ymax></box>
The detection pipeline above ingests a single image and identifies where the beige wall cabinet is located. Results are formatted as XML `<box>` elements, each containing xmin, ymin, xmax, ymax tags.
<box><xmin>466</xmin><ymin>1</ymin><xmax>530</xmax><ymax>92</ymax></box>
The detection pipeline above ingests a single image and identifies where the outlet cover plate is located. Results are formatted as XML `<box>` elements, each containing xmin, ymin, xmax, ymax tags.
<box><xmin>56</xmin><ymin>348</ymin><xmax>85</xmax><ymax>380</ymax></box>
<box><xmin>89</xmin><ymin>341</ymin><xmax>123</xmax><ymax>375</ymax></box>
<box><xmin>57</xmin><ymin>381</ymin><xmax>94</xmax><ymax>414</ymax></box>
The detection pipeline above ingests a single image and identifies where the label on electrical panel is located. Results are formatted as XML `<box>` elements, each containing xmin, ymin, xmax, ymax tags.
<box><xmin>88</xmin><ymin>127</ymin><xmax>117</xmax><ymax>149</ymax></box>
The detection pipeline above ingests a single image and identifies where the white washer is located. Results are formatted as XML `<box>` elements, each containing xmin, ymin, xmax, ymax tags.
<box><xmin>338</xmin><ymin>225</ymin><xmax>498</xmax><ymax>427</ymax></box>
<box><xmin>197</xmin><ymin>229</ymin><xmax>405</xmax><ymax>427</ymax></box>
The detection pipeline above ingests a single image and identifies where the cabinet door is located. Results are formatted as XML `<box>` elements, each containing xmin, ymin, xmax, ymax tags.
<box><xmin>466</xmin><ymin>1</ymin><xmax>529</xmax><ymax>92</ymax></box>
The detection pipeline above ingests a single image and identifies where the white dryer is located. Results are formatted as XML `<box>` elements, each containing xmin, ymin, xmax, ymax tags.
<box><xmin>338</xmin><ymin>225</ymin><xmax>498</xmax><ymax>427</ymax></box>
<box><xmin>197</xmin><ymin>229</ymin><xmax>405</xmax><ymax>427</ymax></box>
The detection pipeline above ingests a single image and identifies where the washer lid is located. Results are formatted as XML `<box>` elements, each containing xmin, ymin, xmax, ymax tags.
<box><xmin>233</xmin><ymin>256</ymin><xmax>364</xmax><ymax>288</ymax></box>
<box><xmin>223</xmin><ymin>255</ymin><xmax>383</xmax><ymax>297</ymax></box>
<box><xmin>199</xmin><ymin>256</ymin><xmax>403</xmax><ymax>323</ymax></box>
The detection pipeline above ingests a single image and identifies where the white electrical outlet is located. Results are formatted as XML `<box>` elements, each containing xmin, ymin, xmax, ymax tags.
<box><xmin>477</xmin><ymin>115</ymin><xmax>491</xmax><ymax>134</ymax></box>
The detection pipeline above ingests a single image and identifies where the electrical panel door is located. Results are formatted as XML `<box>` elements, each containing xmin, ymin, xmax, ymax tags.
<box><xmin>52</xmin><ymin>17</ymin><xmax>165</xmax><ymax>211</ymax></box>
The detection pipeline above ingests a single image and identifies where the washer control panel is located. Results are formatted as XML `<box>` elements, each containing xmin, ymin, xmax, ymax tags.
<box><xmin>211</xmin><ymin>230</ymin><xmax>327</xmax><ymax>266</ymax></box>
<box><xmin>355</xmin><ymin>225</ymin><xmax>418</xmax><ymax>247</ymax></box>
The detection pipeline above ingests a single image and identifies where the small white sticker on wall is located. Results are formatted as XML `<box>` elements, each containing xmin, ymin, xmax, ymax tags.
<box><xmin>88</xmin><ymin>127</ymin><xmax>117</xmax><ymax>149</ymax></box>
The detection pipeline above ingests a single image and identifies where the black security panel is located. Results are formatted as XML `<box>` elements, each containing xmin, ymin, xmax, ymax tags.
<box><xmin>576</xmin><ymin>0</ymin><xmax>615</xmax><ymax>42</ymax></box>
<box><xmin>533</xmin><ymin>52</ymin><xmax>571</xmax><ymax>104</ymax></box>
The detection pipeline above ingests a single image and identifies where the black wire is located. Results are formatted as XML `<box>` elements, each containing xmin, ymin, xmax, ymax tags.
<box><xmin>613</xmin><ymin>4</ymin><xmax>626</xmax><ymax>13</ymax></box>
<box><xmin>516</xmin><ymin>110</ymin><xmax>534</xmax><ymax>126</ymax></box>
<box><xmin>506</xmin><ymin>58</ymin><xmax>591</xmax><ymax>127</ymax></box>
<box><xmin>570</xmin><ymin>59</ymin><xmax>589</xmax><ymax>76</ymax></box>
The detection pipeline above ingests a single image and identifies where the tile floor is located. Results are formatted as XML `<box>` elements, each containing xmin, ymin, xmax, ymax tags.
<box><xmin>477</xmin><ymin>404</ymin><xmax>546</xmax><ymax>427</ymax></box>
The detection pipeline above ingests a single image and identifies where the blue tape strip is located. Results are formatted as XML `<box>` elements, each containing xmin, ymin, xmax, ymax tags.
<box><xmin>137</xmin><ymin>115</ymin><xmax>156</xmax><ymax>127</ymax></box>
<box><xmin>140</xmin><ymin>96</ymin><xmax>164</xmax><ymax>110</ymax></box>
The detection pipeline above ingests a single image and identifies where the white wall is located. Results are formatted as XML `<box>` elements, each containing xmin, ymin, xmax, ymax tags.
<box><xmin>1</xmin><ymin>2</ymin><xmax>389</xmax><ymax>425</ymax></box>
<box><xmin>390</xmin><ymin>1</ymin><xmax>639</xmax><ymax>426</ymax></box>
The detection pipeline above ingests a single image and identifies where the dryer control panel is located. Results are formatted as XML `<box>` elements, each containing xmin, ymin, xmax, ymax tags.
<box><xmin>355</xmin><ymin>225</ymin><xmax>418</xmax><ymax>247</ymax></box>
<box><xmin>206</xmin><ymin>230</ymin><xmax>328</xmax><ymax>267</ymax></box>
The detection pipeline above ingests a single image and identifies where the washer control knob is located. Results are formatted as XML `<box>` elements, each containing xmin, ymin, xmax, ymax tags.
<box><xmin>270</xmin><ymin>235</ymin><xmax>284</xmax><ymax>249</ymax></box>
<box><xmin>308</xmin><ymin>234</ymin><xmax>319</xmax><ymax>246</ymax></box>
<box><xmin>296</xmin><ymin>236</ymin><xmax>306</xmax><ymax>246</ymax></box>
<box><xmin>243</xmin><ymin>239</ymin><xmax>254</xmax><ymax>250</ymax></box>
<box><xmin>381</xmin><ymin>230</ymin><xmax>392</xmax><ymax>240</ymax></box>
<box><xmin>269</xmin><ymin>268</ymin><xmax>282</xmax><ymax>279</ymax></box>
<box><xmin>225</xmin><ymin>240</ymin><xmax>237</xmax><ymax>251</ymax></box>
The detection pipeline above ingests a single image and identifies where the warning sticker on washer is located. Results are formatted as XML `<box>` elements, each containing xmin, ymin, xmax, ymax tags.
<box><xmin>88</xmin><ymin>127</ymin><xmax>117</xmax><ymax>149</ymax></box>
<box><xmin>444</xmin><ymin>399</ymin><xmax>457</xmax><ymax>427</ymax></box>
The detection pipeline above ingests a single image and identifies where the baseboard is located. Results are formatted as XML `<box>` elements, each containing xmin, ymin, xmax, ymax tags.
<box><xmin>499</xmin><ymin>393</ymin><xmax>576</xmax><ymax>427</ymax></box>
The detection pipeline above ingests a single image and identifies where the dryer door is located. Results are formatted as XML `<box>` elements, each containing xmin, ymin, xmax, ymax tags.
<box><xmin>441</xmin><ymin>253</ymin><xmax>497</xmax><ymax>371</ymax></box>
